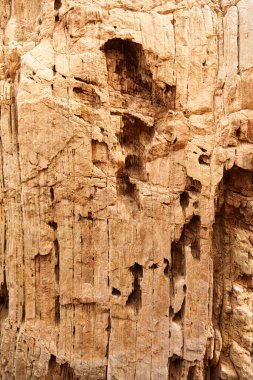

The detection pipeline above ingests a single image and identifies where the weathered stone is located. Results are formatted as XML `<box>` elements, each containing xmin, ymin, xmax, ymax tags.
<box><xmin>0</xmin><ymin>0</ymin><xmax>252</xmax><ymax>379</ymax></box>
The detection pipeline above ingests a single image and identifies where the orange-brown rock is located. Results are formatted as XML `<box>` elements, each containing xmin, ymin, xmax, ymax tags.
<box><xmin>0</xmin><ymin>1</ymin><xmax>252</xmax><ymax>379</ymax></box>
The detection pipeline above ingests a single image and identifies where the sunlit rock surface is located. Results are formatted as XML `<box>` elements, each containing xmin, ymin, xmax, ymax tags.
<box><xmin>0</xmin><ymin>0</ymin><xmax>252</xmax><ymax>379</ymax></box>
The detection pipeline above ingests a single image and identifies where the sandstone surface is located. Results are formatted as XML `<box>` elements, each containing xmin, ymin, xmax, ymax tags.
<box><xmin>0</xmin><ymin>0</ymin><xmax>252</xmax><ymax>379</ymax></box>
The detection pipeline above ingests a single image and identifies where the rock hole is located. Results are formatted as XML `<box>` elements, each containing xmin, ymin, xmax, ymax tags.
<box><xmin>180</xmin><ymin>191</ymin><xmax>189</xmax><ymax>209</ymax></box>
<box><xmin>126</xmin><ymin>263</ymin><xmax>143</xmax><ymax>313</ymax></box>
<box><xmin>164</xmin><ymin>83</ymin><xmax>174</xmax><ymax>94</ymax></box>
<box><xmin>149</xmin><ymin>263</ymin><xmax>158</xmax><ymax>269</ymax></box>
<box><xmin>87</xmin><ymin>211</ymin><xmax>93</xmax><ymax>221</ymax></box>
<box><xmin>236</xmin><ymin>127</ymin><xmax>241</xmax><ymax>138</ymax></box>
<box><xmin>50</xmin><ymin>187</ymin><xmax>55</xmax><ymax>202</ymax></box>
<box><xmin>193</xmin><ymin>201</ymin><xmax>199</xmax><ymax>209</ymax></box>
<box><xmin>73</xmin><ymin>87</ymin><xmax>82</xmax><ymax>94</ymax></box>
<box><xmin>55</xmin><ymin>14</ymin><xmax>60</xmax><ymax>22</ymax></box>
<box><xmin>199</xmin><ymin>154</ymin><xmax>210</xmax><ymax>165</ymax></box>
<box><xmin>185</xmin><ymin>177</ymin><xmax>202</xmax><ymax>193</ymax></box>
<box><xmin>48</xmin><ymin>221</ymin><xmax>58</xmax><ymax>230</ymax></box>
<box><xmin>112</xmin><ymin>287</ymin><xmax>121</xmax><ymax>297</ymax></box>
<box><xmin>48</xmin><ymin>354</ymin><xmax>57</xmax><ymax>370</ymax></box>
<box><xmin>54</xmin><ymin>0</ymin><xmax>62</xmax><ymax>10</ymax></box>
<box><xmin>171</xmin><ymin>241</ymin><xmax>185</xmax><ymax>276</ymax></box>
<box><xmin>164</xmin><ymin>258</ymin><xmax>169</xmax><ymax>277</ymax></box>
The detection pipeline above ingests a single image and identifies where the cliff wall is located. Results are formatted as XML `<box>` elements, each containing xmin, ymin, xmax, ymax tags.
<box><xmin>0</xmin><ymin>0</ymin><xmax>252</xmax><ymax>379</ymax></box>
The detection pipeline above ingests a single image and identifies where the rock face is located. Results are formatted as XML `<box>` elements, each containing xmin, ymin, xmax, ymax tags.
<box><xmin>0</xmin><ymin>0</ymin><xmax>252</xmax><ymax>379</ymax></box>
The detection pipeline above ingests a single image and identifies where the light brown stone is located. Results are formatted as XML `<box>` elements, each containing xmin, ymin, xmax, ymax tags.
<box><xmin>0</xmin><ymin>0</ymin><xmax>252</xmax><ymax>379</ymax></box>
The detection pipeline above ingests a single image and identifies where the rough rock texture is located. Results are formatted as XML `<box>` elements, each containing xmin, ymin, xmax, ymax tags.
<box><xmin>0</xmin><ymin>0</ymin><xmax>252</xmax><ymax>379</ymax></box>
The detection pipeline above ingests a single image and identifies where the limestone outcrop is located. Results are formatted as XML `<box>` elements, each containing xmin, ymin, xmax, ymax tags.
<box><xmin>0</xmin><ymin>0</ymin><xmax>252</xmax><ymax>379</ymax></box>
